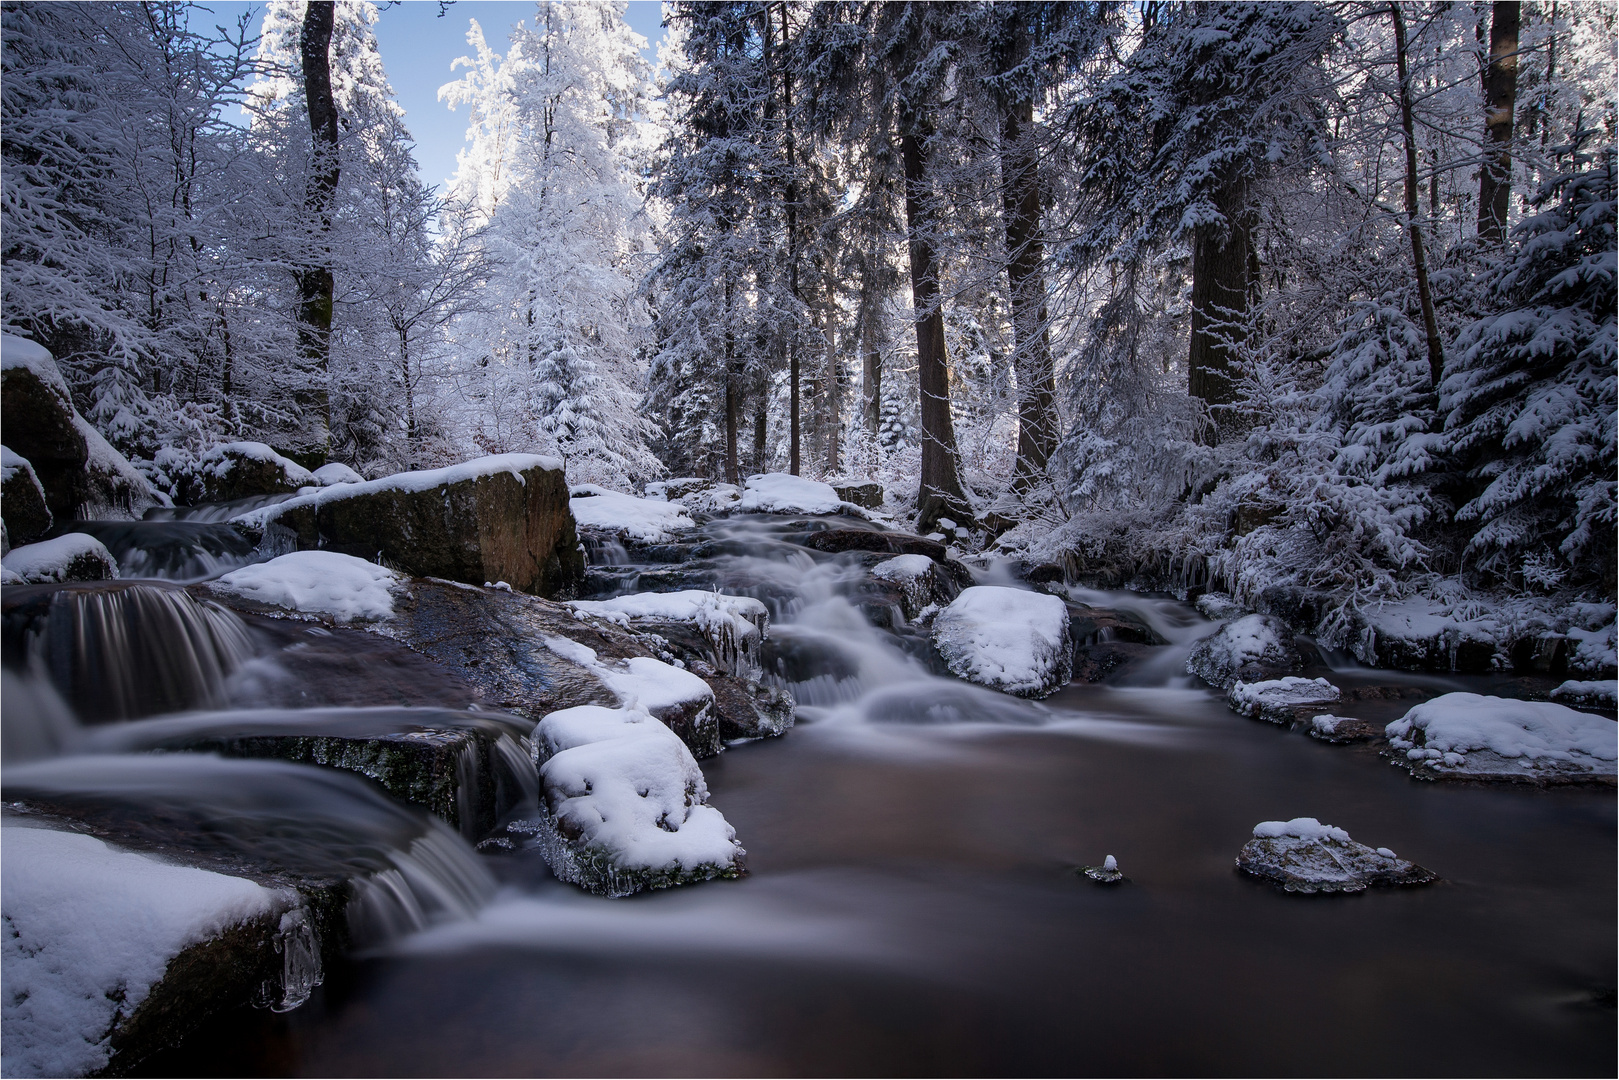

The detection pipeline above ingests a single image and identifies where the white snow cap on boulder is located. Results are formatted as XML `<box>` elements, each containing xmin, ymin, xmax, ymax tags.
<box><xmin>1385</xmin><ymin>692</ymin><xmax>1617</xmax><ymax>783</ymax></box>
<box><xmin>533</xmin><ymin>703</ymin><xmax>744</xmax><ymax>896</ymax></box>
<box><xmin>311</xmin><ymin>461</ymin><xmax>364</xmax><ymax>486</ymax></box>
<box><xmin>211</xmin><ymin>550</ymin><xmax>401</xmax><ymax>622</ymax></box>
<box><xmin>569</xmin><ymin>486</ymin><xmax>696</xmax><ymax>544</ymax></box>
<box><xmin>1186</xmin><ymin>613</ymin><xmax>1300</xmax><ymax>689</ymax></box>
<box><xmin>932</xmin><ymin>585</ymin><xmax>1072</xmax><ymax>698</ymax></box>
<box><xmin>737</xmin><ymin>473</ymin><xmax>844</xmax><ymax>515</ymax></box>
<box><xmin>1</xmin><ymin>533</ymin><xmax>118</xmax><ymax>584</ymax></box>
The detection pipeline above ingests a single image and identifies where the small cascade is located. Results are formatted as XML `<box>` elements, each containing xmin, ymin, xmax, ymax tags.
<box><xmin>142</xmin><ymin>492</ymin><xmax>297</xmax><ymax>524</ymax></box>
<box><xmin>67</xmin><ymin>519</ymin><xmax>262</xmax><ymax>582</ymax></box>
<box><xmin>3</xmin><ymin>582</ymin><xmax>259</xmax><ymax>720</ymax></box>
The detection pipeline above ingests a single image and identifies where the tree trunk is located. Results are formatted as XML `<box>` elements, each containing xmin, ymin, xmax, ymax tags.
<box><xmin>824</xmin><ymin>298</ymin><xmax>841</xmax><ymax>475</ymax></box>
<box><xmin>861</xmin><ymin>301</ymin><xmax>881</xmax><ymax>434</ymax></box>
<box><xmin>1391</xmin><ymin>2</ymin><xmax>1446</xmax><ymax>387</ymax></box>
<box><xmin>296</xmin><ymin>0</ymin><xmax>338</xmax><ymax>461</ymax></box>
<box><xmin>901</xmin><ymin>126</ymin><xmax>970</xmax><ymax>530</ymax></box>
<box><xmin>1478</xmin><ymin>0</ymin><xmax>1519</xmax><ymax>243</ymax></box>
<box><xmin>999</xmin><ymin>91</ymin><xmax>1058</xmax><ymax>492</ymax></box>
<box><xmin>723</xmin><ymin>276</ymin><xmax>739</xmax><ymax>484</ymax></box>
<box><xmin>779</xmin><ymin>1</ymin><xmax>802</xmax><ymax>476</ymax></box>
<box><xmin>752</xmin><ymin>407</ymin><xmax>767</xmax><ymax>474</ymax></box>
<box><xmin>1187</xmin><ymin>179</ymin><xmax>1251</xmax><ymax>420</ymax></box>
<box><xmin>399</xmin><ymin>324</ymin><xmax>416</xmax><ymax>469</ymax></box>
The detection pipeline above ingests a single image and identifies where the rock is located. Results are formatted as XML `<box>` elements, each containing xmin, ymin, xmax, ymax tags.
<box><xmin>1</xmin><ymin>334</ymin><xmax>88</xmax><ymax>520</ymax></box>
<box><xmin>1335</xmin><ymin>602</ymin><xmax>1499</xmax><ymax>674</ymax></box>
<box><xmin>1550</xmin><ymin>679</ymin><xmax>1617</xmax><ymax>715</ymax></box>
<box><xmin>870</xmin><ymin>553</ymin><xmax>951</xmax><ymax>620</ymax></box>
<box><xmin>1305</xmin><ymin>713</ymin><xmax>1385</xmax><ymax>744</ymax></box>
<box><xmin>932</xmin><ymin>585</ymin><xmax>1072</xmax><ymax>699</ymax></box>
<box><xmin>525</xmin><ymin>703</ymin><xmax>745</xmax><ymax>897</ymax></box>
<box><xmin>644</xmin><ymin>477</ymin><xmax>714</xmax><ymax>502</ymax></box>
<box><xmin>801</xmin><ymin>527</ymin><xmax>948</xmax><ymax>561</ymax></box>
<box><xmin>737</xmin><ymin>473</ymin><xmax>844</xmax><ymax>515</ymax></box>
<box><xmin>1227</xmin><ymin>676</ymin><xmax>1342</xmax><ymax>725</ymax></box>
<box><xmin>2</xmin><ymin>446</ymin><xmax>52</xmax><ymax>545</ymax></box>
<box><xmin>1</xmin><ymin>532</ymin><xmax>119</xmax><ymax>584</ymax></box>
<box><xmin>1236</xmin><ymin>817</ymin><xmax>1436</xmax><ymax>894</ymax></box>
<box><xmin>1067</xmin><ymin>605</ymin><xmax>1168</xmax><ymax>647</ymax></box>
<box><xmin>1566</xmin><ymin>622</ymin><xmax>1617</xmax><ymax>679</ymax></box>
<box><xmin>311</xmin><ymin>462</ymin><xmax>364</xmax><ymax>486</ymax></box>
<box><xmin>1384</xmin><ymin>692</ymin><xmax>1618</xmax><ymax>785</ymax></box>
<box><xmin>1195</xmin><ymin>592</ymin><xmax>1246</xmax><ymax>621</ymax></box>
<box><xmin>1021</xmin><ymin>562</ymin><xmax>1065</xmax><ymax>585</ymax></box>
<box><xmin>1186</xmin><ymin>613</ymin><xmax>1302</xmax><ymax>689</ymax></box>
<box><xmin>570</xmin><ymin>486</ymin><xmax>697</xmax><ymax>545</ymax></box>
<box><xmin>832</xmin><ymin>481</ymin><xmax>884</xmax><ymax>509</ymax></box>
<box><xmin>705</xmin><ymin>673</ymin><xmax>794</xmax><ymax>740</ymax></box>
<box><xmin>1072</xmin><ymin>641</ymin><xmax>1154</xmax><ymax>682</ymax></box>
<box><xmin>567</xmin><ymin>590</ymin><xmax>769</xmax><ymax>678</ymax></box>
<box><xmin>177</xmin><ymin>442</ymin><xmax>315</xmax><ymax>504</ymax></box>
<box><xmin>1231</xmin><ymin>498</ymin><xmax>1284</xmax><ymax>535</ymax></box>
<box><xmin>79</xmin><ymin>418</ymin><xmax>162</xmax><ymax>519</ymax></box>
<box><xmin>1077</xmin><ymin>855</ymin><xmax>1125</xmax><ymax>885</ymax></box>
<box><xmin>236</xmin><ymin>455</ymin><xmax>583</xmax><ymax>598</ymax></box>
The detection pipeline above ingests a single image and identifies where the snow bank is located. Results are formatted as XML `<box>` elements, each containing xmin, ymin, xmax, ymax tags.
<box><xmin>311</xmin><ymin>462</ymin><xmax>364</xmax><ymax>486</ymax></box>
<box><xmin>232</xmin><ymin>454</ymin><xmax>563</xmax><ymax>529</ymax></box>
<box><xmin>1</xmin><ymin>825</ymin><xmax>285</xmax><ymax>1078</ymax></box>
<box><xmin>1227</xmin><ymin>676</ymin><xmax>1341</xmax><ymax>725</ymax></box>
<box><xmin>1237</xmin><ymin>817</ymin><xmax>1435</xmax><ymax>894</ymax></box>
<box><xmin>211</xmin><ymin>550</ymin><xmax>401</xmax><ymax>622</ymax></box>
<box><xmin>531</xmin><ymin>703</ymin><xmax>744</xmax><ymax>896</ymax></box>
<box><xmin>1</xmin><ymin>533</ymin><xmax>118</xmax><ymax>584</ymax></box>
<box><xmin>1186</xmin><ymin>613</ymin><xmax>1300</xmax><ymax>689</ymax></box>
<box><xmin>932</xmin><ymin>585</ymin><xmax>1072</xmax><ymax>698</ymax></box>
<box><xmin>1386</xmin><ymin>692</ymin><xmax>1618</xmax><ymax>783</ymax></box>
<box><xmin>1550</xmin><ymin>679</ymin><xmax>1617</xmax><ymax>713</ymax></box>
<box><xmin>569</xmin><ymin>488</ymin><xmax>696</xmax><ymax>544</ymax></box>
<box><xmin>737</xmin><ymin>473</ymin><xmax>844</xmax><ymax>515</ymax></box>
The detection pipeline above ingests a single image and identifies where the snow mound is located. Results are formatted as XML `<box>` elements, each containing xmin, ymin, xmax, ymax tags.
<box><xmin>1550</xmin><ymin>679</ymin><xmax>1617</xmax><ymax>714</ymax></box>
<box><xmin>311</xmin><ymin>462</ymin><xmax>365</xmax><ymax>486</ymax></box>
<box><xmin>1227</xmin><ymin>676</ymin><xmax>1342</xmax><ymax>725</ymax></box>
<box><xmin>569</xmin><ymin>488</ymin><xmax>696</xmax><ymax>543</ymax></box>
<box><xmin>211</xmin><ymin>550</ymin><xmax>401</xmax><ymax>622</ymax></box>
<box><xmin>569</xmin><ymin>590</ymin><xmax>768</xmax><ymax>676</ymax></box>
<box><xmin>1385</xmin><ymin>692</ymin><xmax>1618</xmax><ymax>784</ymax></box>
<box><xmin>679</xmin><ymin>483</ymin><xmax>741</xmax><ymax>515</ymax></box>
<box><xmin>232</xmin><ymin>454</ymin><xmax>563</xmax><ymax>529</ymax></box>
<box><xmin>1186</xmin><ymin>613</ymin><xmax>1301</xmax><ymax>689</ymax></box>
<box><xmin>1</xmin><ymin>825</ymin><xmax>285</xmax><ymax>1079</ymax></box>
<box><xmin>1</xmin><ymin>533</ymin><xmax>118</xmax><ymax>584</ymax></box>
<box><xmin>932</xmin><ymin>585</ymin><xmax>1072</xmax><ymax>698</ymax></box>
<box><xmin>1237</xmin><ymin>817</ymin><xmax>1436</xmax><ymax>894</ymax></box>
<box><xmin>530</xmin><ymin>703</ymin><xmax>744</xmax><ymax>896</ymax></box>
<box><xmin>737</xmin><ymin>473</ymin><xmax>844</xmax><ymax>515</ymax></box>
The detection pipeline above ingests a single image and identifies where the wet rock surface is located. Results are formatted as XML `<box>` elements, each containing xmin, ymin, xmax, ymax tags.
<box><xmin>1236</xmin><ymin>818</ymin><xmax>1437</xmax><ymax>894</ymax></box>
<box><xmin>2</xmin><ymin>339</ymin><xmax>90</xmax><ymax>520</ymax></box>
<box><xmin>832</xmin><ymin>481</ymin><xmax>884</xmax><ymax>509</ymax></box>
<box><xmin>2</xmin><ymin>447</ymin><xmax>52</xmax><ymax>546</ymax></box>
<box><xmin>1305</xmin><ymin>714</ymin><xmax>1386</xmax><ymax>744</ymax></box>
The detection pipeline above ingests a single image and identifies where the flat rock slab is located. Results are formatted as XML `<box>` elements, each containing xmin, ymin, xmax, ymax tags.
<box><xmin>1228</xmin><ymin>676</ymin><xmax>1342</xmax><ymax>725</ymax></box>
<box><xmin>1385</xmin><ymin>691</ymin><xmax>1618</xmax><ymax>785</ymax></box>
<box><xmin>1236</xmin><ymin>818</ymin><xmax>1436</xmax><ymax>894</ymax></box>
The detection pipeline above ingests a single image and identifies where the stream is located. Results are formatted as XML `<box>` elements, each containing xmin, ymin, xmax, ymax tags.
<box><xmin>6</xmin><ymin>510</ymin><xmax>1614</xmax><ymax>1076</ymax></box>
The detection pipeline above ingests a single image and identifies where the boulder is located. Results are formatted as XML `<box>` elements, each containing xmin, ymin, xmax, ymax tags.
<box><xmin>567</xmin><ymin>590</ymin><xmax>769</xmax><ymax>678</ymax></box>
<box><xmin>1</xmin><ymin>533</ymin><xmax>119</xmax><ymax>584</ymax></box>
<box><xmin>1384</xmin><ymin>692</ymin><xmax>1618</xmax><ymax>785</ymax></box>
<box><xmin>870</xmin><ymin>553</ymin><xmax>950</xmax><ymax>620</ymax></box>
<box><xmin>800</xmin><ymin>527</ymin><xmax>948</xmax><ymax>561</ymax></box>
<box><xmin>1067</xmin><ymin>605</ymin><xmax>1168</xmax><ymax>647</ymax></box>
<box><xmin>932</xmin><ymin>585</ymin><xmax>1072</xmax><ymax>698</ymax></box>
<box><xmin>1305</xmin><ymin>714</ymin><xmax>1385</xmax><ymax>744</ymax></box>
<box><xmin>1</xmin><ymin>334</ymin><xmax>88</xmax><ymax>520</ymax></box>
<box><xmin>832</xmin><ymin>481</ymin><xmax>884</xmax><ymax>510</ymax></box>
<box><xmin>1236</xmin><ymin>817</ymin><xmax>1436</xmax><ymax>894</ymax></box>
<box><xmin>1195</xmin><ymin>592</ymin><xmax>1246</xmax><ymax>621</ymax></box>
<box><xmin>705</xmin><ymin>673</ymin><xmax>794</xmax><ymax>740</ymax></box>
<box><xmin>1</xmin><ymin>446</ymin><xmax>52</xmax><ymax>545</ymax></box>
<box><xmin>643</xmin><ymin>477</ymin><xmax>713</xmax><ymax>502</ymax></box>
<box><xmin>1186</xmin><ymin>613</ymin><xmax>1302</xmax><ymax>689</ymax></box>
<box><xmin>1550</xmin><ymin>679</ymin><xmax>1617</xmax><ymax>715</ymax></box>
<box><xmin>178</xmin><ymin>442</ymin><xmax>316</xmax><ymax>504</ymax></box>
<box><xmin>235</xmin><ymin>455</ymin><xmax>583</xmax><ymax>599</ymax></box>
<box><xmin>570</xmin><ymin>486</ymin><xmax>696</xmax><ymax>545</ymax></box>
<box><xmin>1227</xmin><ymin>676</ymin><xmax>1342</xmax><ymax>725</ymax></box>
<box><xmin>738</xmin><ymin>472</ymin><xmax>844</xmax><ymax>515</ymax></box>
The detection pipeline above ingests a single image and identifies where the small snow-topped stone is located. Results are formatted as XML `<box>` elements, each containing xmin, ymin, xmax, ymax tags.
<box><xmin>1385</xmin><ymin>692</ymin><xmax>1617</xmax><ymax>784</ymax></box>
<box><xmin>1227</xmin><ymin>676</ymin><xmax>1341</xmax><ymax>725</ymax></box>
<box><xmin>1195</xmin><ymin>592</ymin><xmax>1246</xmax><ymax>621</ymax></box>
<box><xmin>542</xmin><ymin>634</ymin><xmax>719</xmax><ymax>757</ymax></box>
<box><xmin>1237</xmin><ymin>818</ymin><xmax>1435</xmax><ymax>894</ymax></box>
<box><xmin>569</xmin><ymin>488</ymin><xmax>697</xmax><ymax>543</ymax></box>
<box><xmin>531</xmin><ymin>703</ymin><xmax>745</xmax><ymax>897</ymax></box>
<box><xmin>569</xmin><ymin>590</ymin><xmax>768</xmax><ymax>678</ymax></box>
<box><xmin>932</xmin><ymin>585</ymin><xmax>1072</xmax><ymax>699</ymax></box>
<box><xmin>737</xmin><ymin>472</ymin><xmax>843</xmax><ymax>515</ymax></box>
<box><xmin>1</xmin><ymin>825</ymin><xmax>285</xmax><ymax>1079</ymax></box>
<box><xmin>1550</xmin><ymin>679</ymin><xmax>1617</xmax><ymax>713</ymax></box>
<box><xmin>311</xmin><ymin>462</ymin><xmax>364</xmax><ymax>485</ymax></box>
<box><xmin>871</xmin><ymin>553</ymin><xmax>939</xmax><ymax>619</ymax></box>
<box><xmin>2</xmin><ymin>533</ymin><xmax>118</xmax><ymax>584</ymax></box>
<box><xmin>211</xmin><ymin>550</ymin><xmax>401</xmax><ymax>622</ymax></box>
<box><xmin>1186</xmin><ymin>613</ymin><xmax>1301</xmax><ymax>689</ymax></box>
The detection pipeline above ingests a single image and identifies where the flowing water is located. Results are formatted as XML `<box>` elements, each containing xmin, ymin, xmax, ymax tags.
<box><xmin>3</xmin><ymin>512</ymin><xmax>1613</xmax><ymax>1075</ymax></box>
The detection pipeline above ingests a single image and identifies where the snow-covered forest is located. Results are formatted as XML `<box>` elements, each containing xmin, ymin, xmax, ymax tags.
<box><xmin>3</xmin><ymin>0</ymin><xmax>1615</xmax><ymax>631</ymax></box>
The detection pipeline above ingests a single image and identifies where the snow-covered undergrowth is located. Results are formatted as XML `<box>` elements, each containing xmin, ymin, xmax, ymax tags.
<box><xmin>569</xmin><ymin>486</ymin><xmax>696</xmax><ymax>543</ymax></box>
<box><xmin>1</xmin><ymin>533</ymin><xmax>118</xmax><ymax>584</ymax></box>
<box><xmin>1</xmin><ymin>825</ymin><xmax>291</xmax><ymax>1079</ymax></box>
<box><xmin>529</xmin><ymin>703</ymin><xmax>744</xmax><ymax>897</ymax></box>
<box><xmin>1236</xmin><ymin>817</ymin><xmax>1435</xmax><ymax>894</ymax></box>
<box><xmin>931</xmin><ymin>586</ymin><xmax>1071</xmax><ymax>698</ymax></box>
<box><xmin>1386</xmin><ymin>692</ymin><xmax>1618</xmax><ymax>783</ymax></box>
<box><xmin>210</xmin><ymin>551</ymin><xmax>402</xmax><ymax>622</ymax></box>
<box><xmin>568</xmin><ymin>590</ymin><xmax>769</xmax><ymax>676</ymax></box>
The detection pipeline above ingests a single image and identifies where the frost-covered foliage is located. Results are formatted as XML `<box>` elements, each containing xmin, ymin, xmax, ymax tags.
<box><xmin>1441</xmin><ymin>154</ymin><xmax>1617</xmax><ymax>591</ymax></box>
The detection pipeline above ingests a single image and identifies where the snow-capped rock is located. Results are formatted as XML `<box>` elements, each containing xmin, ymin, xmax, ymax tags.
<box><xmin>210</xmin><ymin>550</ymin><xmax>402</xmax><ymax>623</ymax></box>
<box><xmin>1</xmin><ymin>533</ymin><xmax>119</xmax><ymax>584</ymax></box>
<box><xmin>1227</xmin><ymin>676</ymin><xmax>1342</xmax><ymax>725</ymax></box>
<box><xmin>932</xmin><ymin>585</ymin><xmax>1072</xmax><ymax>698</ymax></box>
<box><xmin>1236</xmin><ymin>817</ymin><xmax>1436</xmax><ymax>894</ymax></box>
<box><xmin>1195</xmin><ymin>592</ymin><xmax>1246</xmax><ymax>621</ymax></box>
<box><xmin>2</xmin><ymin>446</ymin><xmax>51</xmax><ymax>546</ymax></box>
<box><xmin>311</xmin><ymin>462</ymin><xmax>364</xmax><ymax>486</ymax></box>
<box><xmin>870</xmin><ymin>553</ymin><xmax>940</xmax><ymax>620</ymax></box>
<box><xmin>569</xmin><ymin>486</ymin><xmax>697</xmax><ymax>543</ymax></box>
<box><xmin>541</xmin><ymin>633</ymin><xmax>720</xmax><ymax>758</ymax></box>
<box><xmin>1550</xmin><ymin>679</ymin><xmax>1617</xmax><ymax>714</ymax></box>
<box><xmin>1385</xmin><ymin>692</ymin><xmax>1618</xmax><ymax>784</ymax></box>
<box><xmin>737</xmin><ymin>472</ymin><xmax>845</xmax><ymax>515</ymax></box>
<box><xmin>568</xmin><ymin>590</ymin><xmax>768</xmax><ymax>678</ymax></box>
<box><xmin>1186</xmin><ymin>613</ymin><xmax>1302</xmax><ymax>689</ymax></box>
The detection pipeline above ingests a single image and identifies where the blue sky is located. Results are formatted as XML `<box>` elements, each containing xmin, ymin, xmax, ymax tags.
<box><xmin>207</xmin><ymin>0</ymin><xmax>667</xmax><ymax>193</ymax></box>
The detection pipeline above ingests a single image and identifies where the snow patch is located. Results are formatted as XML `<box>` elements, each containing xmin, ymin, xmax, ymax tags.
<box><xmin>311</xmin><ymin>462</ymin><xmax>364</xmax><ymax>486</ymax></box>
<box><xmin>211</xmin><ymin>550</ymin><xmax>401</xmax><ymax>622</ymax></box>
<box><xmin>932</xmin><ymin>585</ymin><xmax>1072</xmax><ymax>698</ymax></box>
<box><xmin>1252</xmin><ymin>817</ymin><xmax>1350</xmax><ymax>842</ymax></box>
<box><xmin>569</xmin><ymin>488</ymin><xmax>696</xmax><ymax>543</ymax></box>
<box><xmin>1228</xmin><ymin>676</ymin><xmax>1342</xmax><ymax>725</ymax></box>
<box><xmin>1</xmin><ymin>825</ymin><xmax>285</xmax><ymax>1079</ymax></box>
<box><xmin>737</xmin><ymin>473</ymin><xmax>844</xmax><ymax>515</ymax></box>
<box><xmin>1</xmin><ymin>533</ymin><xmax>118</xmax><ymax>584</ymax></box>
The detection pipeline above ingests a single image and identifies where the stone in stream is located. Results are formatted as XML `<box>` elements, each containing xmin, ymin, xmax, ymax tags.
<box><xmin>870</xmin><ymin>553</ymin><xmax>952</xmax><ymax>621</ymax></box>
<box><xmin>1305</xmin><ymin>714</ymin><xmax>1386</xmax><ymax>744</ymax></box>
<box><xmin>1236</xmin><ymin>818</ymin><xmax>1436</xmax><ymax>894</ymax></box>
<box><xmin>1186</xmin><ymin>613</ymin><xmax>1303</xmax><ymax>690</ymax></box>
<box><xmin>800</xmin><ymin>527</ymin><xmax>948</xmax><ymax>561</ymax></box>
<box><xmin>931</xmin><ymin>586</ymin><xmax>1072</xmax><ymax>699</ymax></box>
<box><xmin>1227</xmin><ymin>676</ymin><xmax>1342</xmax><ymax>725</ymax></box>
<box><xmin>2</xmin><ymin>533</ymin><xmax>120</xmax><ymax>585</ymax></box>
<box><xmin>1384</xmin><ymin>692</ymin><xmax>1618</xmax><ymax>785</ymax></box>
<box><xmin>1077</xmin><ymin>855</ymin><xmax>1125</xmax><ymax>885</ymax></box>
<box><xmin>1549</xmin><ymin>679</ymin><xmax>1617</xmax><ymax>715</ymax></box>
<box><xmin>2</xmin><ymin>446</ymin><xmax>52</xmax><ymax>547</ymax></box>
<box><xmin>232</xmin><ymin>455</ymin><xmax>583</xmax><ymax>599</ymax></box>
<box><xmin>567</xmin><ymin>590</ymin><xmax>770</xmax><ymax>678</ymax></box>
